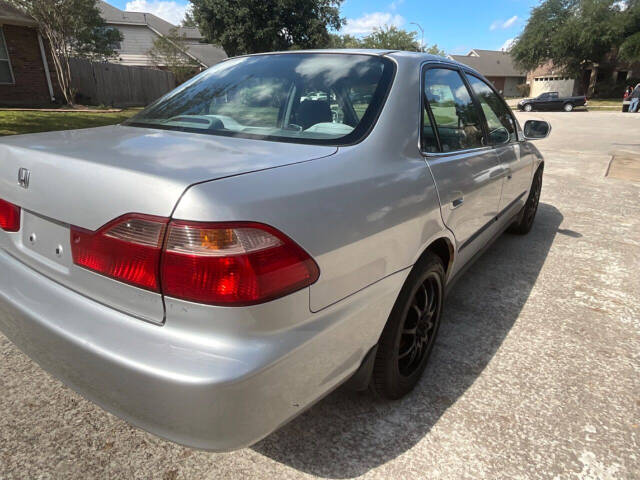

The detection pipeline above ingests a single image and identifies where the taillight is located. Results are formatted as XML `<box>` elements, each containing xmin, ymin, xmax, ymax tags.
<box><xmin>0</xmin><ymin>198</ymin><xmax>20</xmax><ymax>232</ymax></box>
<box><xmin>71</xmin><ymin>214</ymin><xmax>168</xmax><ymax>291</ymax></box>
<box><xmin>161</xmin><ymin>221</ymin><xmax>319</xmax><ymax>306</ymax></box>
<box><xmin>70</xmin><ymin>216</ymin><xmax>319</xmax><ymax>306</ymax></box>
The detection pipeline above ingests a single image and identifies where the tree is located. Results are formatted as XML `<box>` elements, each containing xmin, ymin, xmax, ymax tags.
<box><xmin>9</xmin><ymin>0</ymin><xmax>122</xmax><ymax>105</ymax></box>
<box><xmin>619</xmin><ymin>0</ymin><xmax>640</xmax><ymax>62</ymax></box>
<box><xmin>182</xmin><ymin>10</ymin><xmax>198</xmax><ymax>28</ymax></box>
<box><xmin>148</xmin><ymin>28</ymin><xmax>200</xmax><ymax>84</ymax></box>
<box><xmin>423</xmin><ymin>43</ymin><xmax>446</xmax><ymax>56</ymax></box>
<box><xmin>326</xmin><ymin>33</ymin><xmax>360</xmax><ymax>48</ymax></box>
<box><xmin>511</xmin><ymin>0</ymin><xmax>640</xmax><ymax>82</ymax></box>
<box><xmin>360</xmin><ymin>25</ymin><xmax>420</xmax><ymax>51</ymax></box>
<box><xmin>189</xmin><ymin>0</ymin><xmax>344</xmax><ymax>57</ymax></box>
<box><xmin>327</xmin><ymin>26</ymin><xmax>446</xmax><ymax>55</ymax></box>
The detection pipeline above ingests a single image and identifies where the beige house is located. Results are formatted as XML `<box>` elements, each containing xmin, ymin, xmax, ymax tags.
<box><xmin>448</xmin><ymin>49</ymin><xmax>527</xmax><ymax>97</ymax></box>
<box><xmin>527</xmin><ymin>68</ymin><xmax>575</xmax><ymax>97</ymax></box>
<box><xmin>450</xmin><ymin>48</ymin><xmax>640</xmax><ymax>98</ymax></box>
<box><xmin>98</xmin><ymin>1</ymin><xmax>226</xmax><ymax>69</ymax></box>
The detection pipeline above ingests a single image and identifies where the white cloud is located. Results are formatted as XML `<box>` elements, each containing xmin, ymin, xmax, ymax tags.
<box><xmin>500</xmin><ymin>38</ymin><xmax>516</xmax><ymax>51</ymax></box>
<box><xmin>490</xmin><ymin>15</ymin><xmax>519</xmax><ymax>31</ymax></box>
<box><xmin>343</xmin><ymin>12</ymin><xmax>405</xmax><ymax>35</ymax></box>
<box><xmin>125</xmin><ymin>0</ymin><xmax>189</xmax><ymax>26</ymax></box>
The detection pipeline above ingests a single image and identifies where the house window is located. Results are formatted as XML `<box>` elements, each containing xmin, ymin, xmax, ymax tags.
<box><xmin>0</xmin><ymin>27</ymin><xmax>15</xmax><ymax>84</ymax></box>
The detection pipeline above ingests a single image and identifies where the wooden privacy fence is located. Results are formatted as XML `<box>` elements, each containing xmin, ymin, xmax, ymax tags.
<box><xmin>70</xmin><ymin>58</ymin><xmax>176</xmax><ymax>107</ymax></box>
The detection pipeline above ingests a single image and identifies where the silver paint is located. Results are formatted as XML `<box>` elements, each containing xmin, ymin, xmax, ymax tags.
<box><xmin>0</xmin><ymin>50</ymin><xmax>548</xmax><ymax>450</ymax></box>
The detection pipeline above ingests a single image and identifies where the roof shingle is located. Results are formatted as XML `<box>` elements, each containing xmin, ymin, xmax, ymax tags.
<box><xmin>449</xmin><ymin>49</ymin><xmax>526</xmax><ymax>77</ymax></box>
<box><xmin>0</xmin><ymin>1</ymin><xmax>36</xmax><ymax>27</ymax></box>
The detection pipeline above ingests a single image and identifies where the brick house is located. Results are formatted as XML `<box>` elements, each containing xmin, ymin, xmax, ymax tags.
<box><xmin>0</xmin><ymin>2</ymin><xmax>59</xmax><ymax>106</ymax></box>
<box><xmin>526</xmin><ymin>59</ymin><xmax>640</xmax><ymax>98</ymax></box>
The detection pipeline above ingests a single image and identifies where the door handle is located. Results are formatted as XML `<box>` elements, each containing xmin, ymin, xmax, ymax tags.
<box><xmin>490</xmin><ymin>168</ymin><xmax>506</xmax><ymax>179</ymax></box>
<box><xmin>452</xmin><ymin>197</ymin><xmax>464</xmax><ymax>209</ymax></box>
<box><xmin>507</xmin><ymin>173</ymin><xmax>513</xmax><ymax>180</ymax></box>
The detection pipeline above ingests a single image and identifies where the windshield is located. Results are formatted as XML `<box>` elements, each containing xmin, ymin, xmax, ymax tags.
<box><xmin>125</xmin><ymin>53</ymin><xmax>395</xmax><ymax>145</ymax></box>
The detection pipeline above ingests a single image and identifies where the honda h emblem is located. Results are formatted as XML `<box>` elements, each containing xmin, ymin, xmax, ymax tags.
<box><xmin>18</xmin><ymin>168</ymin><xmax>30</xmax><ymax>189</ymax></box>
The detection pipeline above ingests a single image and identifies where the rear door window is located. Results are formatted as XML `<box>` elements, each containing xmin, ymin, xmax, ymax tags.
<box><xmin>422</xmin><ymin>67</ymin><xmax>485</xmax><ymax>152</ymax></box>
<box><xmin>465</xmin><ymin>74</ymin><xmax>517</xmax><ymax>145</ymax></box>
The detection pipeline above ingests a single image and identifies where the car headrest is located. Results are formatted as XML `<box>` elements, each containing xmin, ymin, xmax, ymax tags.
<box><xmin>296</xmin><ymin>100</ymin><xmax>332</xmax><ymax>130</ymax></box>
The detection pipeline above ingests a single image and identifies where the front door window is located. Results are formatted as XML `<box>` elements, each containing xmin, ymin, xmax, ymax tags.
<box><xmin>465</xmin><ymin>74</ymin><xmax>517</xmax><ymax>145</ymax></box>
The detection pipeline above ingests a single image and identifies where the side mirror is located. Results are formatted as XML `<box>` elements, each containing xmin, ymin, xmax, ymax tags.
<box><xmin>523</xmin><ymin>119</ymin><xmax>551</xmax><ymax>140</ymax></box>
<box><xmin>489</xmin><ymin>126</ymin><xmax>510</xmax><ymax>145</ymax></box>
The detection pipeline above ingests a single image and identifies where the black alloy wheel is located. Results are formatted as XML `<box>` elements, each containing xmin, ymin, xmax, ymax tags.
<box><xmin>397</xmin><ymin>273</ymin><xmax>441</xmax><ymax>377</ymax></box>
<box><xmin>509</xmin><ymin>167</ymin><xmax>543</xmax><ymax>235</ymax></box>
<box><xmin>370</xmin><ymin>253</ymin><xmax>445</xmax><ymax>399</ymax></box>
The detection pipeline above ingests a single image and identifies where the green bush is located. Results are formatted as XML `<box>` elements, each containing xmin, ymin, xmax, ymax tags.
<box><xmin>516</xmin><ymin>83</ymin><xmax>530</xmax><ymax>97</ymax></box>
<box><xmin>593</xmin><ymin>77</ymin><xmax>640</xmax><ymax>99</ymax></box>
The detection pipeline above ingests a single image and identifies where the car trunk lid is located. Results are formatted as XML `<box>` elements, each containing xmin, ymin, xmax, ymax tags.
<box><xmin>0</xmin><ymin>125</ymin><xmax>336</xmax><ymax>323</ymax></box>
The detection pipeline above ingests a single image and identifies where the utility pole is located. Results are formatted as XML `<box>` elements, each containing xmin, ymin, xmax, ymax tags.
<box><xmin>410</xmin><ymin>22</ymin><xmax>424</xmax><ymax>52</ymax></box>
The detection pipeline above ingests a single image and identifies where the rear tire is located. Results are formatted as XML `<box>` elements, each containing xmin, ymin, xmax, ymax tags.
<box><xmin>508</xmin><ymin>167</ymin><xmax>543</xmax><ymax>235</ymax></box>
<box><xmin>370</xmin><ymin>253</ymin><xmax>445</xmax><ymax>400</ymax></box>
<box><xmin>563</xmin><ymin>103</ymin><xmax>574</xmax><ymax>112</ymax></box>
<box><xmin>523</xmin><ymin>104</ymin><xmax>533</xmax><ymax>112</ymax></box>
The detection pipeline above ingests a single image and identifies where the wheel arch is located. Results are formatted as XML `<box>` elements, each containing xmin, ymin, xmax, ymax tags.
<box><xmin>415</xmin><ymin>235</ymin><xmax>455</xmax><ymax>280</ymax></box>
<box><xmin>346</xmin><ymin>234</ymin><xmax>454</xmax><ymax>392</ymax></box>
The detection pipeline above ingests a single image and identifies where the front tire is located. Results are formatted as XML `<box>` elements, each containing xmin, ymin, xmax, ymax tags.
<box><xmin>563</xmin><ymin>103</ymin><xmax>574</xmax><ymax>112</ymax></box>
<box><xmin>523</xmin><ymin>103</ymin><xmax>533</xmax><ymax>112</ymax></box>
<box><xmin>509</xmin><ymin>167</ymin><xmax>543</xmax><ymax>235</ymax></box>
<box><xmin>370</xmin><ymin>253</ymin><xmax>445</xmax><ymax>400</ymax></box>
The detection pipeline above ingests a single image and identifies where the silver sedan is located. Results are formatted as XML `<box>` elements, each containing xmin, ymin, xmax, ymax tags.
<box><xmin>0</xmin><ymin>50</ymin><xmax>549</xmax><ymax>451</ymax></box>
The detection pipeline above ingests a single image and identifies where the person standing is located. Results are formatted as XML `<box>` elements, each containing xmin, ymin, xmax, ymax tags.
<box><xmin>629</xmin><ymin>84</ymin><xmax>640</xmax><ymax>112</ymax></box>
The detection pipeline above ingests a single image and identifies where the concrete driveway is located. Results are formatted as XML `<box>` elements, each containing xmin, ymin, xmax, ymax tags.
<box><xmin>1</xmin><ymin>111</ymin><xmax>638</xmax><ymax>479</ymax></box>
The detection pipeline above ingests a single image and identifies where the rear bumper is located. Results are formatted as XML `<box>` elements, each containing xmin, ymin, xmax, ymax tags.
<box><xmin>0</xmin><ymin>248</ymin><xmax>404</xmax><ymax>451</ymax></box>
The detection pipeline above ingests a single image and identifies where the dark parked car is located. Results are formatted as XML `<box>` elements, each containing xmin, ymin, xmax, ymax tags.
<box><xmin>518</xmin><ymin>91</ymin><xmax>587</xmax><ymax>112</ymax></box>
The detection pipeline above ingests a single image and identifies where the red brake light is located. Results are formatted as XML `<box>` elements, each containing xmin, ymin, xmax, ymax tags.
<box><xmin>0</xmin><ymin>198</ymin><xmax>20</xmax><ymax>232</ymax></box>
<box><xmin>161</xmin><ymin>221</ymin><xmax>319</xmax><ymax>306</ymax></box>
<box><xmin>70</xmin><ymin>216</ymin><xmax>319</xmax><ymax>306</ymax></box>
<box><xmin>71</xmin><ymin>214</ymin><xmax>167</xmax><ymax>292</ymax></box>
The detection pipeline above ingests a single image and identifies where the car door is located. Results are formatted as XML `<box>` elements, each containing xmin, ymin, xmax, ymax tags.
<box><xmin>536</xmin><ymin>93</ymin><xmax>550</xmax><ymax>110</ymax></box>
<box><xmin>421</xmin><ymin>65</ymin><xmax>503</xmax><ymax>263</ymax></box>
<box><xmin>464</xmin><ymin>73</ymin><xmax>532</xmax><ymax>217</ymax></box>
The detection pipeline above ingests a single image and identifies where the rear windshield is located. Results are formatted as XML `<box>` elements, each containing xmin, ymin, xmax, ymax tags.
<box><xmin>125</xmin><ymin>53</ymin><xmax>395</xmax><ymax>145</ymax></box>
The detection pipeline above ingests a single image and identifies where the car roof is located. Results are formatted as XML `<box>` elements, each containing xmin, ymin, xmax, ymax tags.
<box><xmin>235</xmin><ymin>49</ymin><xmax>481</xmax><ymax>75</ymax></box>
<box><xmin>257</xmin><ymin>48</ymin><xmax>396</xmax><ymax>56</ymax></box>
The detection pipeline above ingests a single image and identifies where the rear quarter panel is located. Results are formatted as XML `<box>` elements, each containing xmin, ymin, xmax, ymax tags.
<box><xmin>172</xmin><ymin>55</ymin><xmax>452</xmax><ymax>312</ymax></box>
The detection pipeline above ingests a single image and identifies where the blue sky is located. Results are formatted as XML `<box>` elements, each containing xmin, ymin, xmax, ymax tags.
<box><xmin>108</xmin><ymin>0</ymin><xmax>540</xmax><ymax>54</ymax></box>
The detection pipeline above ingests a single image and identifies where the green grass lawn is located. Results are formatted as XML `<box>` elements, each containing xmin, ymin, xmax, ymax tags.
<box><xmin>0</xmin><ymin>109</ymin><xmax>140</xmax><ymax>136</ymax></box>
